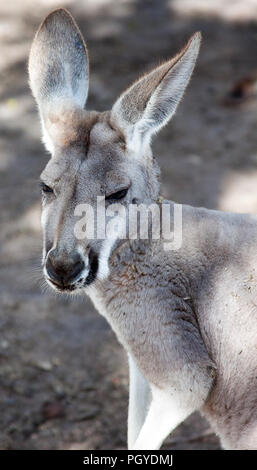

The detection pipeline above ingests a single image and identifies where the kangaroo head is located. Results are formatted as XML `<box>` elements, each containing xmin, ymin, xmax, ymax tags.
<box><xmin>29</xmin><ymin>8</ymin><xmax>201</xmax><ymax>293</ymax></box>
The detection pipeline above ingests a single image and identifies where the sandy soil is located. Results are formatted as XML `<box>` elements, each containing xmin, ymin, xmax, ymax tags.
<box><xmin>0</xmin><ymin>0</ymin><xmax>257</xmax><ymax>450</ymax></box>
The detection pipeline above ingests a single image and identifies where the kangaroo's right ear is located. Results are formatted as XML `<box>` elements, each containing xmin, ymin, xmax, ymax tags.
<box><xmin>28</xmin><ymin>9</ymin><xmax>89</xmax><ymax>153</ymax></box>
<box><xmin>111</xmin><ymin>33</ymin><xmax>201</xmax><ymax>153</ymax></box>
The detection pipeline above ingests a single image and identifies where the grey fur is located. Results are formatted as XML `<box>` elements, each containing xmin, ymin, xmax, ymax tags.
<box><xmin>29</xmin><ymin>9</ymin><xmax>257</xmax><ymax>450</ymax></box>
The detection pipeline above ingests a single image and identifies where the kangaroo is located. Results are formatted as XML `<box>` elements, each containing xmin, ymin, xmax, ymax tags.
<box><xmin>28</xmin><ymin>9</ymin><xmax>257</xmax><ymax>450</ymax></box>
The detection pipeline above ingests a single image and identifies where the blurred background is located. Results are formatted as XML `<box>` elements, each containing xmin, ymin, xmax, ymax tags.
<box><xmin>0</xmin><ymin>0</ymin><xmax>257</xmax><ymax>450</ymax></box>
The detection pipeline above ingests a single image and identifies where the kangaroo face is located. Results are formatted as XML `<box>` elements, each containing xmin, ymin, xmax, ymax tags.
<box><xmin>39</xmin><ymin>112</ymin><xmax>156</xmax><ymax>292</ymax></box>
<box><xmin>29</xmin><ymin>9</ymin><xmax>200</xmax><ymax>292</ymax></box>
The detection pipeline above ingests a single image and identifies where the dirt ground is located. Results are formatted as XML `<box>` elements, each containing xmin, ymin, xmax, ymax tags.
<box><xmin>0</xmin><ymin>0</ymin><xmax>257</xmax><ymax>450</ymax></box>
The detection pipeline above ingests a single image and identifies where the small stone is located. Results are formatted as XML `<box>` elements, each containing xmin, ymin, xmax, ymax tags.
<box><xmin>34</xmin><ymin>360</ymin><xmax>53</xmax><ymax>371</ymax></box>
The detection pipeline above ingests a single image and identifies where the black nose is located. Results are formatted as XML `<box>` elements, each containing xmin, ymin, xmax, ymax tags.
<box><xmin>46</xmin><ymin>250</ymin><xmax>85</xmax><ymax>288</ymax></box>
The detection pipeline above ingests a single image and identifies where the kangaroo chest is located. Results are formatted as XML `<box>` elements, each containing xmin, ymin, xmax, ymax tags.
<box><xmin>87</xmin><ymin>251</ymin><xmax>198</xmax><ymax>385</ymax></box>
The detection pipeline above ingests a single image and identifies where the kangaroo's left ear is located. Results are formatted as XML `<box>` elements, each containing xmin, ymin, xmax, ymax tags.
<box><xmin>111</xmin><ymin>32</ymin><xmax>201</xmax><ymax>151</ymax></box>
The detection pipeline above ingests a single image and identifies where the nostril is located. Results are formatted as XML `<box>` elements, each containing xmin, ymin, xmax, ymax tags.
<box><xmin>68</xmin><ymin>258</ymin><xmax>85</xmax><ymax>281</ymax></box>
<box><xmin>45</xmin><ymin>255</ymin><xmax>63</xmax><ymax>284</ymax></box>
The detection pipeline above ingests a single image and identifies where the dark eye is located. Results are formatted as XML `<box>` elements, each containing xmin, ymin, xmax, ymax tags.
<box><xmin>106</xmin><ymin>188</ymin><xmax>128</xmax><ymax>201</ymax></box>
<box><xmin>40</xmin><ymin>182</ymin><xmax>54</xmax><ymax>194</ymax></box>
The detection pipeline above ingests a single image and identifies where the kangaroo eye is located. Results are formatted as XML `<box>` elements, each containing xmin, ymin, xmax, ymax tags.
<box><xmin>106</xmin><ymin>188</ymin><xmax>128</xmax><ymax>201</ymax></box>
<box><xmin>40</xmin><ymin>182</ymin><xmax>54</xmax><ymax>194</ymax></box>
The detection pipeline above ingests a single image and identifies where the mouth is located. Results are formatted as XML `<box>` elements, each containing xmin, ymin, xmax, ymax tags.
<box><xmin>82</xmin><ymin>250</ymin><xmax>99</xmax><ymax>287</ymax></box>
<box><xmin>46</xmin><ymin>278</ymin><xmax>77</xmax><ymax>292</ymax></box>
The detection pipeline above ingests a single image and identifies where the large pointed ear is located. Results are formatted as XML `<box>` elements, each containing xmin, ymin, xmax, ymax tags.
<box><xmin>111</xmin><ymin>32</ymin><xmax>201</xmax><ymax>151</ymax></box>
<box><xmin>28</xmin><ymin>9</ymin><xmax>89</xmax><ymax>153</ymax></box>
